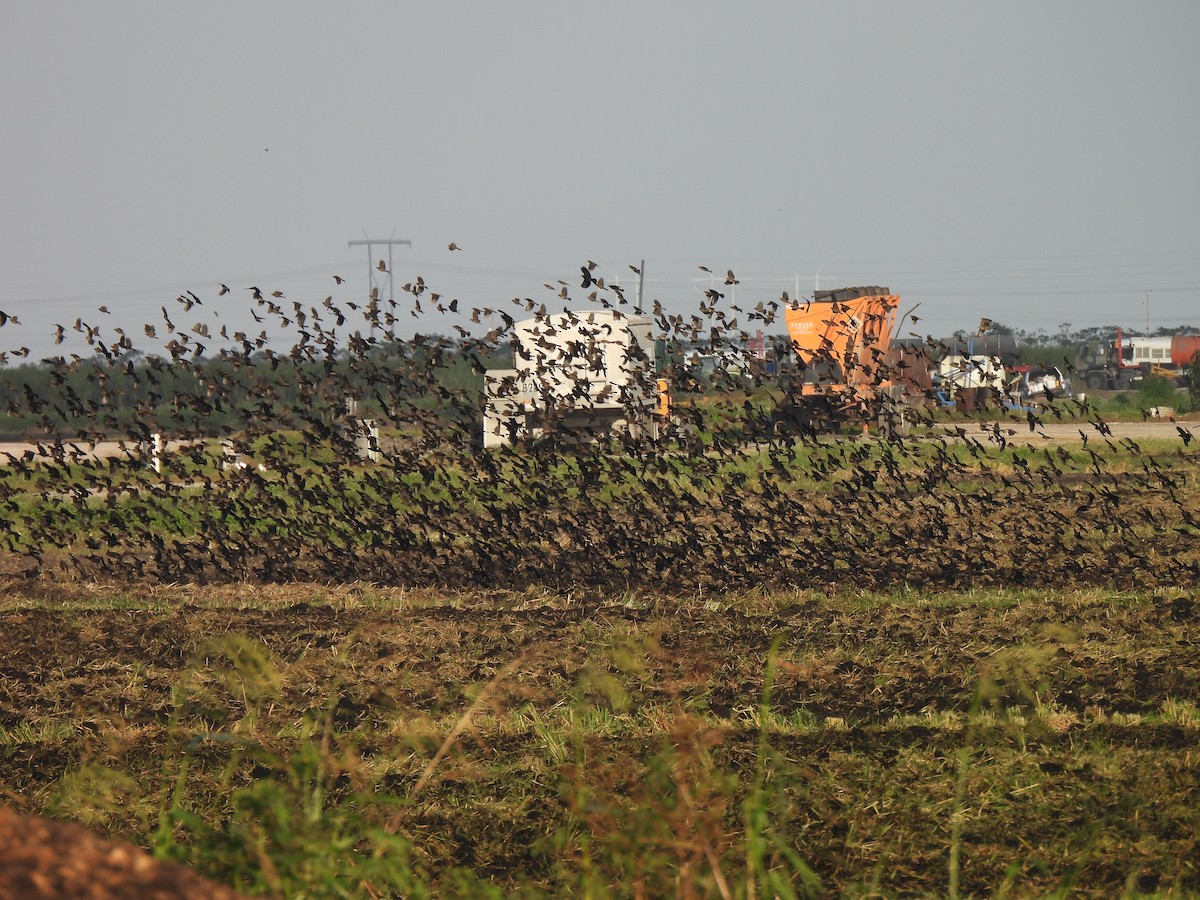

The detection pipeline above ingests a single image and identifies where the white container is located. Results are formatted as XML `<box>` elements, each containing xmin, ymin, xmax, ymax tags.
<box><xmin>485</xmin><ymin>310</ymin><xmax>660</xmax><ymax>446</ymax></box>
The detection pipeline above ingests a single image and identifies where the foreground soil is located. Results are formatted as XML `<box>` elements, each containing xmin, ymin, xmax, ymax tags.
<box><xmin>0</xmin><ymin>805</ymin><xmax>249</xmax><ymax>899</ymax></box>
<box><xmin>1</xmin><ymin>583</ymin><xmax>1197</xmax><ymax>896</ymax></box>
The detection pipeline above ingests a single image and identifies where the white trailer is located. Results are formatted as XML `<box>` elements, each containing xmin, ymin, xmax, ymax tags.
<box><xmin>482</xmin><ymin>310</ymin><xmax>661</xmax><ymax>448</ymax></box>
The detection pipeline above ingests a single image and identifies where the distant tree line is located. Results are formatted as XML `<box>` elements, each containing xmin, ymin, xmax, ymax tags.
<box><xmin>2</xmin><ymin>315</ymin><xmax>1194</xmax><ymax>443</ymax></box>
<box><xmin>0</xmin><ymin>337</ymin><xmax>490</xmax><ymax>443</ymax></box>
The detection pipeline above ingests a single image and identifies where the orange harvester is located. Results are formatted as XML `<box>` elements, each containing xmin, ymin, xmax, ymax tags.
<box><xmin>784</xmin><ymin>286</ymin><xmax>901</xmax><ymax>411</ymax></box>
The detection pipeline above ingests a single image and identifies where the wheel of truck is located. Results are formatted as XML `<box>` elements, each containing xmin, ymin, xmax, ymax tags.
<box><xmin>1085</xmin><ymin>373</ymin><xmax>1105</xmax><ymax>390</ymax></box>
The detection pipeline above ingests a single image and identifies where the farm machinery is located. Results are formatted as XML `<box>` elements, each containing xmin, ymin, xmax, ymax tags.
<box><xmin>772</xmin><ymin>286</ymin><xmax>906</xmax><ymax>435</ymax></box>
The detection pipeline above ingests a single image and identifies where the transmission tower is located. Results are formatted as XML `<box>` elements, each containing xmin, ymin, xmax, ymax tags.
<box><xmin>347</xmin><ymin>234</ymin><xmax>411</xmax><ymax>306</ymax></box>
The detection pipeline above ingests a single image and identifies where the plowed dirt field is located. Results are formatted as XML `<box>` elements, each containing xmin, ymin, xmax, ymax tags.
<box><xmin>2</xmin><ymin>584</ymin><xmax>1197</xmax><ymax>896</ymax></box>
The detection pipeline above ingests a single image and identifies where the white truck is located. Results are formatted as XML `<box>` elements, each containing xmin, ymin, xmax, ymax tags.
<box><xmin>482</xmin><ymin>310</ymin><xmax>663</xmax><ymax>448</ymax></box>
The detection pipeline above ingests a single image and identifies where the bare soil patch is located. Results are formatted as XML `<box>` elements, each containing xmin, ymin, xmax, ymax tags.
<box><xmin>2</xmin><ymin>586</ymin><xmax>1197</xmax><ymax>895</ymax></box>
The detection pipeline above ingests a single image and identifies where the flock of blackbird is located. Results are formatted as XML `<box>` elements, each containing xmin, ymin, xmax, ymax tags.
<box><xmin>0</xmin><ymin>253</ymin><xmax>1197</xmax><ymax>596</ymax></box>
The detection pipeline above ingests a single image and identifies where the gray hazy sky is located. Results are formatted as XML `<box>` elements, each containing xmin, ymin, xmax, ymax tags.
<box><xmin>2</xmin><ymin>2</ymin><xmax>1198</xmax><ymax>362</ymax></box>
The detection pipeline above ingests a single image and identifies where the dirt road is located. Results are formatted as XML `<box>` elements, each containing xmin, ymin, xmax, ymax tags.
<box><xmin>0</xmin><ymin>419</ymin><xmax>1195</xmax><ymax>464</ymax></box>
<box><xmin>0</xmin><ymin>437</ymin><xmax>202</xmax><ymax>463</ymax></box>
<box><xmin>949</xmin><ymin>417</ymin><xmax>1196</xmax><ymax>445</ymax></box>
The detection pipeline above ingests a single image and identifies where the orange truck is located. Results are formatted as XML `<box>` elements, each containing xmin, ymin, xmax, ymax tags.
<box><xmin>775</xmin><ymin>286</ymin><xmax>902</xmax><ymax>434</ymax></box>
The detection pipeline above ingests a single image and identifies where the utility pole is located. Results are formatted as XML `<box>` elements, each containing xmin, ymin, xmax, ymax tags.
<box><xmin>636</xmin><ymin>259</ymin><xmax>645</xmax><ymax>314</ymax></box>
<box><xmin>1145</xmin><ymin>290</ymin><xmax>1151</xmax><ymax>334</ymax></box>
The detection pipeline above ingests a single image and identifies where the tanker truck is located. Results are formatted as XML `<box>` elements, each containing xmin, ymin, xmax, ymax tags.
<box><xmin>1074</xmin><ymin>330</ymin><xmax>1200</xmax><ymax>390</ymax></box>
<box><xmin>1171</xmin><ymin>335</ymin><xmax>1200</xmax><ymax>369</ymax></box>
